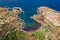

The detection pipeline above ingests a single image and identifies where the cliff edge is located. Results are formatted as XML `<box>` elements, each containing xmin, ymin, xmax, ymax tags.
<box><xmin>32</xmin><ymin>6</ymin><xmax>60</xmax><ymax>40</ymax></box>
<box><xmin>0</xmin><ymin>7</ymin><xmax>24</xmax><ymax>40</ymax></box>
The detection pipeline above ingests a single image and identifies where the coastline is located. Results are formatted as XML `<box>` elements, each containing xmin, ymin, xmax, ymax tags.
<box><xmin>0</xmin><ymin>7</ymin><xmax>25</xmax><ymax>39</ymax></box>
<box><xmin>31</xmin><ymin>6</ymin><xmax>60</xmax><ymax>40</ymax></box>
<box><xmin>32</xmin><ymin>6</ymin><xmax>60</xmax><ymax>26</ymax></box>
<box><xmin>0</xmin><ymin>6</ymin><xmax>60</xmax><ymax>40</ymax></box>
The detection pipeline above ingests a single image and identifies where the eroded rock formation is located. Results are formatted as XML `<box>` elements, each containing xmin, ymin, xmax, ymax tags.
<box><xmin>33</xmin><ymin>6</ymin><xmax>60</xmax><ymax>26</ymax></box>
<box><xmin>32</xmin><ymin>6</ymin><xmax>60</xmax><ymax>40</ymax></box>
<box><xmin>0</xmin><ymin>7</ymin><xmax>24</xmax><ymax>40</ymax></box>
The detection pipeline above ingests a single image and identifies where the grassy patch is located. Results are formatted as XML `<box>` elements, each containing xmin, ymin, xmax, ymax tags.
<box><xmin>35</xmin><ymin>31</ymin><xmax>45</xmax><ymax>40</ymax></box>
<box><xmin>2</xmin><ymin>30</ymin><xmax>27</xmax><ymax>40</ymax></box>
<box><xmin>16</xmin><ymin>31</ymin><xmax>26</xmax><ymax>40</ymax></box>
<box><xmin>2</xmin><ymin>31</ymin><xmax>16</xmax><ymax>40</ymax></box>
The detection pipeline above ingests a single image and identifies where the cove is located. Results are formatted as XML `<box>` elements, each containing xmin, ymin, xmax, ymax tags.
<box><xmin>0</xmin><ymin>0</ymin><xmax>60</xmax><ymax>31</ymax></box>
<box><xmin>20</xmin><ymin>11</ymin><xmax>41</xmax><ymax>31</ymax></box>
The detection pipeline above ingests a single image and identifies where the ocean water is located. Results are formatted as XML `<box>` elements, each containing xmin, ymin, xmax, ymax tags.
<box><xmin>0</xmin><ymin>0</ymin><xmax>60</xmax><ymax>31</ymax></box>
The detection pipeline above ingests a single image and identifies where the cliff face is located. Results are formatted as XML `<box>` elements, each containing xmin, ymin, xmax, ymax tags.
<box><xmin>0</xmin><ymin>7</ymin><xmax>24</xmax><ymax>39</ymax></box>
<box><xmin>32</xmin><ymin>6</ymin><xmax>60</xmax><ymax>40</ymax></box>
<box><xmin>33</xmin><ymin>6</ymin><xmax>60</xmax><ymax>26</ymax></box>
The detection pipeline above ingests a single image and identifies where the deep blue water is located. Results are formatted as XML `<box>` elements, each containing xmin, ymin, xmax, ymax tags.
<box><xmin>0</xmin><ymin>0</ymin><xmax>60</xmax><ymax>31</ymax></box>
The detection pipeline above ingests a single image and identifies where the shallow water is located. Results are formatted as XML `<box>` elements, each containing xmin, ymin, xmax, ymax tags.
<box><xmin>0</xmin><ymin>0</ymin><xmax>60</xmax><ymax>31</ymax></box>
<box><xmin>19</xmin><ymin>11</ymin><xmax>41</xmax><ymax>31</ymax></box>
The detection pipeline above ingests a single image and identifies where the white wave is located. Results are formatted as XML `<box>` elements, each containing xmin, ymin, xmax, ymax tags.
<box><xmin>12</xmin><ymin>7</ymin><xmax>23</xmax><ymax>12</ymax></box>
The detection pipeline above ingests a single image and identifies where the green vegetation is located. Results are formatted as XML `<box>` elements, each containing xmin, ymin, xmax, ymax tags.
<box><xmin>16</xmin><ymin>31</ymin><xmax>26</xmax><ymax>40</ymax></box>
<box><xmin>42</xmin><ymin>25</ymin><xmax>50</xmax><ymax>33</ymax></box>
<box><xmin>1</xmin><ymin>24</ymin><xmax>59</xmax><ymax>40</ymax></box>
<box><xmin>47</xmin><ymin>35</ymin><xmax>51</xmax><ymax>40</ymax></box>
<box><xmin>2</xmin><ymin>31</ymin><xmax>16</xmax><ymax>40</ymax></box>
<box><xmin>2</xmin><ymin>30</ymin><xmax>27</xmax><ymax>40</ymax></box>
<box><xmin>35</xmin><ymin>31</ymin><xmax>45</xmax><ymax>40</ymax></box>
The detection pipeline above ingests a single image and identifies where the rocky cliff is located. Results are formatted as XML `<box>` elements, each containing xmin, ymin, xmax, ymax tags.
<box><xmin>32</xmin><ymin>6</ymin><xmax>60</xmax><ymax>40</ymax></box>
<box><xmin>0</xmin><ymin>6</ymin><xmax>60</xmax><ymax>40</ymax></box>
<box><xmin>0</xmin><ymin>7</ymin><xmax>24</xmax><ymax>40</ymax></box>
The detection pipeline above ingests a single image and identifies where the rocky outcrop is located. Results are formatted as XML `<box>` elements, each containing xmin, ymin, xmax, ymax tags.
<box><xmin>0</xmin><ymin>7</ymin><xmax>24</xmax><ymax>40</ymax></box>
<box><xmin>32</xmin><ymin>6</ymin><xmax>60</xmax><ymax>40</ymax></box>
<box><xmin>32</xmin><ymin>6</ymin><xmax>60</xmax><ymax>26</ymax></box>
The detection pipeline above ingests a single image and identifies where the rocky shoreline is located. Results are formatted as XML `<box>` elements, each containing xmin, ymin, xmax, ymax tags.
<box><xmin>0</xmin><ymin>7</ymin><xmax>25</xmax><ymax>39</ymax></box>
<box><xmin>32</xmin><ymin>6</ymin><xmax>60</xmax><ymax>40</ymax></box>
<box><xmin>32</xmin><ymin>6</ymin><xmax>60</xmax><ymax>26</ymax></box>
<box><xmin>0</xmin><ymin>6</ymin><xmax>60</xmax><ymax>40</ymax></box>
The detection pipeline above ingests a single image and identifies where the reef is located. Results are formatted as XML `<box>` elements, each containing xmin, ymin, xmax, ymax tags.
<box><xmin>32</xmin><ymin>6</ymin><xmax>60</xmax><ymax>40</ymax></box>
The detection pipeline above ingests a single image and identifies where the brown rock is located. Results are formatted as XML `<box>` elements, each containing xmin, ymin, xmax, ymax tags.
<box><xmin>0</xmin><ymin>7</ymin><xmax>24</xmax><ymax>40</ymax></box>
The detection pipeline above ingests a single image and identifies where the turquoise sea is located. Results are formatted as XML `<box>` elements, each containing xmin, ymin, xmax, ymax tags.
<box><xmin>0</xmin><ymin>0</ymin><xmax>60</xmax><ymax>31</ymax></box>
